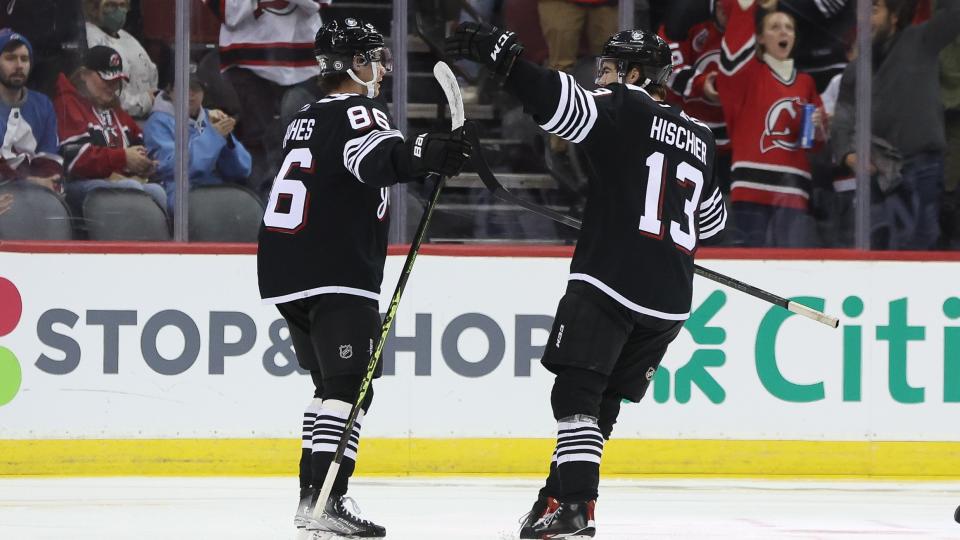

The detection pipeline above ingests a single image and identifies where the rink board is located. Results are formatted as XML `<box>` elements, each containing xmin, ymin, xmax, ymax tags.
<box><xmin>1</xmin><ymin>245</ymin><xmax>959</xmax><ymax>477</ymax></box>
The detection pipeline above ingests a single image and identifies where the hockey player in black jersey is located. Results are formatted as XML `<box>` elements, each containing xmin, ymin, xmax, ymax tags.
<box><xmin>258</xmin><ymin>18</ymin><xmax>471</xmax><ymax>538</ymax></box>
<box><xmin>446</xmin><ymin>26</ymin><xmax>727</xmax><ymax>539</ymax></box>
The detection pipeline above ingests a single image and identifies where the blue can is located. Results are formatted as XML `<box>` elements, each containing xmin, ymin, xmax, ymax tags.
<box><xmin>799</xmin><ymin>103</ymin><xmax>816</xmax><ymax>149</ymax></box>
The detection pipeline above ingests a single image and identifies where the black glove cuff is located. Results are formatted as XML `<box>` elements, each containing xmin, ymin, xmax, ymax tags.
<box><xmin>490</xmin><ymin>42</ymin><xmax>524</xmax><ymax>85</ymax></box>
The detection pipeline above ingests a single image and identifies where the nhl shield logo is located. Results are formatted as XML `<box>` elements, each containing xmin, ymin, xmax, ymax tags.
<box><xmin>346</xmin><ymin>18</ymin><xmax>358</xmax><ymax>27</ymax></box>
<box><xmin>631</xmin><ymin>30</ymin><xmax>643</xmax><ymax>41</ymax></box>
<box><xmin>339</xmin><ymin>344</ymin><xmax>353</xmax><ymax>359</ymax></box>
<box><xmin>645</xmin><ymin>367</ymin><xmax>657</xmax><ymax>381</ymax></box>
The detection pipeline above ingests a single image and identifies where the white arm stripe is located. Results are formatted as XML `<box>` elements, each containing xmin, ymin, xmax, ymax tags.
<box><xmin>342</xmin><ymin>129</ymin><xmax>403</xmax><ymax>183</ymax></box>
<box><xmin>698</xmin><ymin>187</ymin><xmax>727</xmax><ymax>239</ymax></box>
<box><xmin>539</xmin><ymin>72</ymin><xmax>598</xmax><ymax>144</ymax></box>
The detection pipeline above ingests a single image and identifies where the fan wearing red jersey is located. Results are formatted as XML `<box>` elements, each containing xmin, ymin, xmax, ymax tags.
<box><xmin>659</xmin><ymin>0</ymin><xmax>731</xmax><ymax>192</ymax></box>
<box><xmin>717</xmin><ymin>0</ymin><xmax>826</xmax><ymax>247</ymax></box>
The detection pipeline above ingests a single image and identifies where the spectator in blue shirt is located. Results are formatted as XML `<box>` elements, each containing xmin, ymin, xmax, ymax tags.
<box><xmin>0</xmin><ymin>29</ymin><xmax>63</xmax><ymax>191</ymax></box>
<box><xmin>143</xmin><ymin>74</ymin><xmax>252</xmax><ymax>215</ymax></box>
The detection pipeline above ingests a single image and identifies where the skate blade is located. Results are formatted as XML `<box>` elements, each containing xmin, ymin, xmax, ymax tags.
<box><xmin>308</xmin><ymin>532</ymin><xmax>385</xmax><ymax>540</ymax></box>
<box><xmin>542</xmin><ymin>528</ymin><xmax>595</xmax><ymax>539</ymax></box>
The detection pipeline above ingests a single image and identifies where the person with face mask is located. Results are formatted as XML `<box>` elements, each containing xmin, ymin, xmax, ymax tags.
<box><xmin>83</xmin><ymin>0</ymin><xmax>158</xmax><ymax>119</ymax></box>
<box><xmin>831</xmin><ymin>0</ymin><xmax>960</xmax><ymax>250</ymax></box>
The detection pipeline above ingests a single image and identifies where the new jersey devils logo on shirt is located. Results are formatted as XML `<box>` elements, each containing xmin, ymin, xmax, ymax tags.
<box><xmin>760</xmin><ymin>98</ymin><xmax>802</xmax><ymax>153</ymax></box>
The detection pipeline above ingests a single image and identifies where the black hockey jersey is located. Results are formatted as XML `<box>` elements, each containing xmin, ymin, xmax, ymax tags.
<box><xmin>506</xmin><ymin>60</ymin><xmax>727</xmax><ymax>320</ymax></box>
<box><xmin>257</xmin><ymin>93</ymin><xmax>412</xmax><ymax>304</ymax></box>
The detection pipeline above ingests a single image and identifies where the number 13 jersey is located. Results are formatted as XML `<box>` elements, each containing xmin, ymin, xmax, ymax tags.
<box><xmin>257</xmin><ymin>93</ymin><xmax>409</xmax><ymax>305</ymax></box>
<box><xmin>506</xmin><ymin>61</ymin><xmax>728</xmax><ymax>320</ymax></box>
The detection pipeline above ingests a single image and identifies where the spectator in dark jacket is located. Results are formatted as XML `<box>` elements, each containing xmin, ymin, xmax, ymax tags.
<box><xmin>53</xmin><ymin>45</ymin><xmax>165</xmax><ymax>214</ymax></box>
<box><xmin>831</xmin><ymin>0</ymin><xmax>960</xmax><ymax>249</ymax></box>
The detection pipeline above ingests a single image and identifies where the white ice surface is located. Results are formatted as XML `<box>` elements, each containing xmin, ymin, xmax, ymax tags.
<box><xmin>0</xmin><ymin>477</ymin><xmax>958</xmax><ymax>539</ymax></box>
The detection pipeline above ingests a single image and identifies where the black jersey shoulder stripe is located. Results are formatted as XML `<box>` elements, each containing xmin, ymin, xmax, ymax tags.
<box><xmin>720</xmin><ymin>35</ymin><xmax>756</xmax><ymax>76</ymax></box>
<box><xmin>540</xmin><ymin>72</ymin><xmax>599</xmax><ymax>144</ymax></box>
<box><xmin>343</xmin><ymin>129</ymin><xmax>403</xmax><ymax>183</ymax></box>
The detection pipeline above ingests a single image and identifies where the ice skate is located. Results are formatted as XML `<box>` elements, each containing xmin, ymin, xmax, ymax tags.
<box><xmin>295</xmin><ymin>488</ymin><xmax>318</xmax><ymax>529</ymax></box>
<box><xmin>528</xmin><ymin>500</ymin><xmax>595</xmax><ymax>539</ymax></box>
<box><xmin>305</xmin><ymin>494</ymin><xmax>386</xmax><ymax>538</ymax></box>
<box><xmin>518</xmin><ymin>496</ymin><xmax>559</xmax><ymax>538</ymax></box>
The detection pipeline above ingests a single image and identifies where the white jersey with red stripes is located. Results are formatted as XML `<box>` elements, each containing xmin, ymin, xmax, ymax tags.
<box><xmin>206</xmin><ymin>0</ymin><xmax>328</xmax><ymax>86</ymax></box>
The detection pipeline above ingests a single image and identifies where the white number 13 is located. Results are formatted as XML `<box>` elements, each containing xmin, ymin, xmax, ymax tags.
<box><xmin>638</xmin><ymin>151</ymin><xmax>704</xmax><ymax>252</ymax></box>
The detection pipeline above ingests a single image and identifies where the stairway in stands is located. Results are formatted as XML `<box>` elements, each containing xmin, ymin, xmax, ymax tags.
<box><xmin>323</xmin><ymin>0</ymin><xmax>574</xmax><ymax>244</ymax></box>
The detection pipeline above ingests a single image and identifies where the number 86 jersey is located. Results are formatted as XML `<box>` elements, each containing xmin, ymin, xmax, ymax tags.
<box><xmin>257</xmin><ymin>93</ymin><xmax>410</xmax><ymax>305</ymax></box>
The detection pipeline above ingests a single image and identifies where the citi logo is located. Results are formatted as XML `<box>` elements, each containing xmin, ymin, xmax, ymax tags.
<box><xmin>0</xmin><ymin>277</ymin><xmax>23</xmax><ymax>407</ymax></box>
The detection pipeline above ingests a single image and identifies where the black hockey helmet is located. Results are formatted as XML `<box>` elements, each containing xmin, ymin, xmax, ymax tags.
<box><xmin>597</xmin><ymin>30</ymin><xmax>672</xmax><ymax>86</ymax></box>
<box><xmin>314</xmin><ymin>18</ymin><xmax>392</xmax><ymax>77</ymax></box>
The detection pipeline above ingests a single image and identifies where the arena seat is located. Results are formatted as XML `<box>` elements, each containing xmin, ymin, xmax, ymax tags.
<box><xmin>188</xmin><ymin>184</ymin><xmax>264</xmax><ymax>242</ymax></box>
<box><xmin>0</xmin><ymin>182</ymin><xmax>74</xmax><ymax>240</ymax></box>
<box><xmin>82</xmin><ymin>188</ymin><xmax>170</xmax><ymax>241</ymax></box>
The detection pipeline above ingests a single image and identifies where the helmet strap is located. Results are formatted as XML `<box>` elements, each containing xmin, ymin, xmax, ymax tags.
<box><xmin>348</xmin><ymin>61</ymin><xmax>381</xmax><ymax>98</ymax></box>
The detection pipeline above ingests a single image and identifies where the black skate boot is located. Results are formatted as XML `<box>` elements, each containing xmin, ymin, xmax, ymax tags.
<box><xmin>530</xmin><ymin>500</ymin><xmax>596</xmax><ymax>539</ymax></box>
<box><xmin>306</xmin><ymin>494</ymin><xmax>386</xmax><ymax>538</ymax></box>
<box><xmin>519</xmin><ymin>496</ymin><xmax>559</xmax><ymax>538</ymax></box>
<box><xmin>295</xmin><ymin>488</ymin><xmax>317</xmax><ymax>529</ymax></box>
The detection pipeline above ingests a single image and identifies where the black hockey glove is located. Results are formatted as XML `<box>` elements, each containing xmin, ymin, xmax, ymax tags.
<box><xmin>404</xmin><ymin>128</ymin><xmax>473</xmax><ymax>179</ymax></box>
<box><xmin>444</xmin><ymin>22</ymin><xmax>524</xmax><ymax>82</ymax></box>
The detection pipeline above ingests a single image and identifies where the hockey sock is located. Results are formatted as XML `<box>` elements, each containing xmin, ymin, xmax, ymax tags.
<box><xmin>300</xmin><ymin>398</ymin><xmax>323</xmax><ymax>489</ymax></box>
<box><xmin>555</xmin><ymin>414</ymin><xmax>604</xmax><ymax>502</ymax></box>
<box><xmin>538</xmin><ymin>449</ymin><xmax>561</xmax><ymax>500</ymax></box>
<box><xmin>310</xmin><ymin>399</ymin><xmax>365</xmax><ymax>495</ymax></box>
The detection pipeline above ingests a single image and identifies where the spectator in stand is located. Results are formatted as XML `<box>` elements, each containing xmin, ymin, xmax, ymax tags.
<box><xmin>537</xmin><ymin>0</ymin><xmax>618</xmax><ymax>176</ymax></box>
<box><xmin>0</xmin><ymin>0</ymin><xmax>86</xmax><ymax>96</ymax></box>
<box><xmin>831</xmin><ymin>0</ymin><xmax>960</xmax><ymax>250</ymax></box>
<box><xmin>84</xmin><ymin>0</ymin><xmax>158</xmax><ymax>119</ymax></box>
<box><xmin>0</xmin><ymin>29</ymin><xmax>63</xmax><ymax>192</ymax></box>
<box><xmin>54</xmin><ymin>45</ymin><xmax>165</xmax><ymax>214</ymax></box>
<box><xmin>658</xmin><ymin>0</ymin><xmax>731</xmax><ymax>193</ymax></box>
<box><xmin>717</xmin><ymin>0</ymin><xmax>826</xmax><ymax>247</ymax></box>
<box><xmin>662</xmin><ymin>0</ymin><xmax>855</xmax><ymax>93</ymax></box>
<box><xmin>143</xmin><ymin>72</ymin><xmax>252</xmax><ymax>216</ymax></box>
<box><xmin>202</xmin><ymin>0</ymin><xmax>327</xmax><ymax>197</ymax></box>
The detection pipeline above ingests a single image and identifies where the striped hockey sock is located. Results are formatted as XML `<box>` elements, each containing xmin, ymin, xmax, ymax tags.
<box><xmin>300</xmin><ymin>398</ymin><xmax>323</xmax><ymax>489</ymax></box>
<box><xmin>555</xmin><ymin>414</ymin><xmax>604</xmax><ymax>502</ymax></box>
<box><xmin>311</xmin><ymin>399</ymin><xmax>365</xmax><ymax>494</ymax></box>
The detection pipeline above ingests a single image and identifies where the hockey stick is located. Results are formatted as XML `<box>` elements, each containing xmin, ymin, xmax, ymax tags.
<box><xmin>311</xmin><ymin>62</ymin><xmax>465</xmax><ymax>523</ymax></box>
<box><xmin>461</xmin><ymin>122</ymin><xmax>840</xmax><ymax>329</ymax></box>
